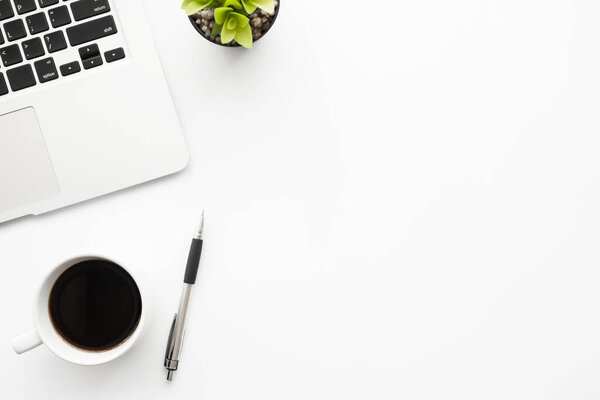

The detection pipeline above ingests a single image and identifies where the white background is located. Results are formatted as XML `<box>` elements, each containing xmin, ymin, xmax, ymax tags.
<box><xmin>3</xmin><ymin>0</ymin><xmax>600</xmax><ymax>398</ymax></box>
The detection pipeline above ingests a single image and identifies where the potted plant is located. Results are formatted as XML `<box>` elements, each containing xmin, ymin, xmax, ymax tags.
<box><xmin>182</xmin><ymin>0</ymin><xmax>280</xmax><ymax>49</ymax></box>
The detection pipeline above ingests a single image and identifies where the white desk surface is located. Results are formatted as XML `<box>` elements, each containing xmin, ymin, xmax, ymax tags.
<box><xmin>3</xmin><ymin>0</ymin><xmax>600</xmax><ymax>398</ymax></box>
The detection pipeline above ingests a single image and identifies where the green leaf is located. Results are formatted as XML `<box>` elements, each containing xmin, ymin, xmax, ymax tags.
<box><xmin>223</xmin><ymin>0</ymin><xmax>244</xmax><ymax>12</ymax></box>
<box><xmin>226</xmin><ymin>16</ymin><xmax>239</xmax><ymax>31</ymax></box>
<box><xmin>220</xmin><ymin>20</ymin><xmax>236</xmax><ymax>43</ymax></box>
<box><xmin>212</xmin><ymin>23</ymin><xmax>223</xmax><ymax>36</ymax></box>
<box><xmin>249</xmin><ymin>0</ymin><xmax>274</xmax><ymax>13</ymax></box>
<box><xmin>234</xmin><ymin>20</ymin><xmax>252</xmax><ymax>48</ymax></box>
<box><xmin>214</xmin><ymin>7</ymin><xmax>232</xmax><ymax>24</ymax></box>
<box><xmin>181</xmin><ymin>0</ymin><xmax>216</xmax><ymax>15</ymax></box>
<box><xmin>230</xmin><ymin>12</ymin><xmax>250</xmax><ymax>28</ymax></box>
<box><xmin>240</xmin><ymin>0</ymin><xmax>257</xmax><ymax>14</ymax></box>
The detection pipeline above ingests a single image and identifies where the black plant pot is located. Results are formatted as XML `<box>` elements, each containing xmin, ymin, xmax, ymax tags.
<box><xmin>188</xmin><ymin>2</ymin><xmax>280</xmax><ymax>47</ymax></box>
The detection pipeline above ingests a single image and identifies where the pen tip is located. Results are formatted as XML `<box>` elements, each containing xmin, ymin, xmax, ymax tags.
<box><xmin>195</xmin><ymin>210</ymin><xmax>205</xmax><ymax>239</ymax></box>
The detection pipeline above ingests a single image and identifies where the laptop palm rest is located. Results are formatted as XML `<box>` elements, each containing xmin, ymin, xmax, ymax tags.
<box><xmin>0</xmin><ymin>107</ymin><xmax>60</xmax><ymax>213</ymax></box>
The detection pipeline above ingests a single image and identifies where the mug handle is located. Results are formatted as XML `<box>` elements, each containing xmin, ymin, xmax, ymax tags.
<box><xmin>12</xmin><ymin>329</ymin><xmax>42</xmax><ymax>354</ymax></box>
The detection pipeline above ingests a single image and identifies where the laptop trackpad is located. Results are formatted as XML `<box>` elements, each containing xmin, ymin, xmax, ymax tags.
<box><xmin>0</xmin><ymin>107</ymin><xmax>60</xmax><ymax>212</ymax></box>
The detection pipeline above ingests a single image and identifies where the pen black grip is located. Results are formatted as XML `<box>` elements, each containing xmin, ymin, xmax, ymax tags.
<box><xmin>184</xmin><ymin>238</ymin><xmax>203</xmax><ymax>284</ymax></box>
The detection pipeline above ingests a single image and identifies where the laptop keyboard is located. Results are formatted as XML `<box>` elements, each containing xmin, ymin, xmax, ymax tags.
<box><xmin>0</xmin><ymin>0</ymin><xmax>125</xmax><ymax>97</ymax></box>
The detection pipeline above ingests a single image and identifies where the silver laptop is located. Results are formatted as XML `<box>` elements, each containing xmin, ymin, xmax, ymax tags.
<box><xmin>0</xmin><ymin>0</ymin><xmax>188</xmax><ymax>224</ymax></box>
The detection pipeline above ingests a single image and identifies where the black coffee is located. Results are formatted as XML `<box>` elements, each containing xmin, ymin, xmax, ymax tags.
<box><xmin>49</xmin><ymin>259</ymin><xmax>142</xmax><ymax>351</ymax></box>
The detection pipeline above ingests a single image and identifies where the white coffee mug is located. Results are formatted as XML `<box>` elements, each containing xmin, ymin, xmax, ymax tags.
<box><xmin>11</xmin><ymin>255</ymin><xmax>145</xmax><ymax>365</ymax></box>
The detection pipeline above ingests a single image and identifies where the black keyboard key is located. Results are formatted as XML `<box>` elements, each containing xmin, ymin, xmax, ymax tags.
<box><xmin>0</xmin><ymin>44</ymin><xmax>22</xmax><ymax>67</ymax></box>
<box><xmin>48</xmin><ymin>5</ymin><xmax>70</xmax><ymax>28</ymax></box>
<box><xmin>44</xmin><ymin>30</ymin><xmax>66</xmax><ymax>53</ymax></box>
<box><xmin>6</xmin><ymin>64</ymin><xmax>35</xmax><ymax>91</ymax></box>
<box><xmin>104</xmin><ymin>47</ymin><xmax>124</xmax><ymax>63</ymax></box>
<box><xmin>0</xmin><ymin>0</ymin><xmax>14</xmax><ymax>21</ymax></box>
<box><xmin>39</xmin><ymin>0</ymin><xmax>59</xmax><ymax>8</ymax></box>
<box><xmin>82</xmin><ymin>54</ymin><xmax>101</xmax><ymax>69</ymax></box>
<box><xmin>34</xmin><ymin>57</ymin><xmax>58</xmax><ymax>82</ymax></box>
<box><xmin>26</xmin><ymin>12</ymin><xmax>49</xmax><ymax>34</ymax></box>
<box><xmin>0</xmin><ymin>30</ymin><xmax>4</xmax><ymax>45</ymax></box>
<box><xmin>78</xmin><ymin>43</ymin><xmax>98</xmax><ymax>59</ymax></box>
<box><xmin>60</xmin><ymin>60</ymin><xmax>80</xmax><ymax>76</ymax></box>
<box><xmin>14</xmin><ymin>0</ymin><xmax>37</xmax><ymax>15</ymax></box>
<box><xmin>0</xmin><ymin>73</ymin><xmax>8</xmax><ymax>95</ymax></box>
<box><xmin>48</xmin><ymin>6</ymin><xmax>71</xmax><ymax>28</ymax></box>
<box><xmin>22</xmin><ymin>37</ymin><xmax>44</xmax><ymax>59</ymax></box>
<box><xmin>70</xmin><ymin>0</ymin><xmax>109</xmax><ymax>21</ymax></box>
<box><xmin>4</xmin><ymin>19</ymin><xmax>27</xmax><ymax>41</ymax></box>
<box><xmin>66</xmin><ymin>15</ymin><xmax>116</xmax><ymax>46</ymax></box>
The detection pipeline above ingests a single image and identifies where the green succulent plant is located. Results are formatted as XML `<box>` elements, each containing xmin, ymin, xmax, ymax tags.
<box><xmin>213</xmin><ymin>6</ymin><xmax>253</xmax><ymax>48</ymax></box>
<box><xmin>181</xmin><ymin>0</ymin><xmax>276</xmax><ymax>49</ymax></box>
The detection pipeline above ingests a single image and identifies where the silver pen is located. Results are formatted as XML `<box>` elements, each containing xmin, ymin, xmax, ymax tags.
<box><xmin>164</xmin><ymin>211</ymin><xmax>205</xmax><ymax>381</ymax></box>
